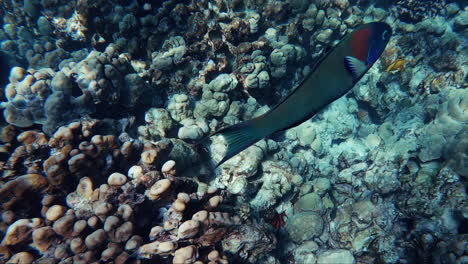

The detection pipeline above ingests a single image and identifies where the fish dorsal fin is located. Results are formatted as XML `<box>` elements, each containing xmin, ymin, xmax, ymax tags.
<box><xmin>344</xmin><ymin>56</ymin><xmax>367</xmax><ymax>80</ymax></box>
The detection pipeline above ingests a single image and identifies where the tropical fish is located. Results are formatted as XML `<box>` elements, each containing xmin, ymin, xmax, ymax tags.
<box><xmin>211</xmin><ymin>22</ymin><xmax>392</xmax><ymax>166</ymax></box>
<box><xmin>386</xmin><ymin>58</ymin><xmax>405</xmax><ymax>72</ymax></box>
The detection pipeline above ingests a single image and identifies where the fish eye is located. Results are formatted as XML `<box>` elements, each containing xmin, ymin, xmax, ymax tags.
<box><xmin>382</xmin><ymin>30</ymin><xmax>388</xmax><ymax>40</ymax></box>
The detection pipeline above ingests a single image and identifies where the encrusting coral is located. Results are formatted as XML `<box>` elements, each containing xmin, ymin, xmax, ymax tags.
<box><xmin>0</xmin><ymin>119</ymin><xmax>275</xmax><ymax>263</ymax></box>
<box><xmin>0</xmin><ymin>0</ymin><xmax>467</xmax><ymax>263</ymax></box>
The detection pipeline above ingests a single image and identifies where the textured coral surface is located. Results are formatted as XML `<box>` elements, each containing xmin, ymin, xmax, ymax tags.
<box><xmin>0</xmin><ymin>0</ymin><xmax>467</xmax><ymax>264</ymax></box>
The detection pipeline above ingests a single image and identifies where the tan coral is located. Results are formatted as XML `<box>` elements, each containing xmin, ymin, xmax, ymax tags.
<box><xmin>40</xmin><ymin>195</ymin><xmax>56</xmax><ymax>217</ymax></box>
<box><xmin>125</xmin><ymin>235</ymin><xmax>143</xmax><ymax>251</ymax></box>
<box><xmin>192</xmin><ymin>210</ymin><xmax>209</xmax><ymax>223</ymax></box>
<box><xmin>173</xmin><ymin>245</ymin><xmax>198</xmax><ymax>264</ymax></box>
<box><xmin>17</xmin><ymin>131</ymin><xmax>48</xmax><ymax>145</ymax></box>
<box><xmin>207</xmin><ymin>186</ymin><xmax>218</xmax><ymax>195</ymax></box>
<box><xmin>70</xmin><ymin>237</ymin><xmax>86</xmax><ymax>254</ymax></box>
<box><xmin>45</xmin><ymin>205</ymin><xmax>67</xmax><ymax>221</ymax></box>
<box><xmin>149</xmin><ymin>226</ymin><xmax>164</xmax><ymax>240</ymax></box>
<box><xmin>117</xmin><ymin>204</ymin><xmax>133</xmax><ymax>221</ymax></box>
<box><xmin>68</xmin><ymin>153</ymin><xmax>92</xmax><ymax>173</ymax></box>
<box><xmin>43</xmin><ymin>153</ymin><xmax>69</xmax><ymax>186</ymax></box>
<box><xmin>32</xmin><ymin>226</ymin><xmax>56</xmax><ymax>252</ymax></box>
<box><xmin>161</xmin><ymin>160</ymin><xmax>176</xmax><ymax>176</ymax></box>
<box><xmin>177</xmin><ymin>192</ymin><xmax>190</xmax><ymax>203</ymax></box>
<box><xmin>208</xmin><ymin>212</ymin><xmax>240</xmax><ymax>226</ymax></box>
<box><xmin>110</xmin><ymin>222</ymin><xmax>134</xmax><ymax>243</ymax></box>
<box><xmin>178</xmin><ymin>220</ymin><xmax>200</xmax><ymax>239</ymax></box>
<box><xmin>49</xmin><ymin>126</ymin><xmax>75</xmax><ymax>148</ymax></box>
<box><xmin>108</xmin><ymin>172</ymin><xmax>128</xmax><ymax>186</ymax></box>
<box><xmin>101</xmin><ymin>242</ymin><xmax>122</xmax><ymax>261</ymax></box>
<box><xmin>208</xmin><ymin>250</ymin><xmax>220</xmax><ymax>262</ymax></box>
<box><xmin>78</xmin><ymin>141</ymin><xmax>99</xmax><ymax>157</ymax></box>
<box><xmin>2</xmin><ymin>218</ymin><xmax>42</xmax><ymax>246</ymax></box>
<box><xmin>7</xmin><ymin>252</ymin><xmax>35</xmax><ymax>264</ymax></box>
<box><xmin>0</xmin><ymin>245</ymin><xmax>12</xmax><ymax>262</ymax></box>
<box><xmin>2</xmin><ymin>210</ymin><xmax>15</xmax><ymax>225</ymax></box>
<box><xmin>120</xmin><ymin>140</ymin><xmax>141</xmax><ymax>159</ymax></box>
<box><xmin>208</xmin><ymin>195</ymin><xmax>223</xmax><ymax>208</ymax></box>
<box><xmin>52</xmin><ymin>214</ymin><xmax>75</xmax><ymax>237</ymax></box>
<box><xmin>76</xmin><ymin>177</ymin><xmax>94</xmax><ymax>199</ymax></box>
<box><xmin>87</xmin><ymin>216</ymin><xmax>99</xmax><ymax>229</ymax></box>
<box><xmin>172</xmin><ymin>199</ymin><xmax>187</xmax><ymax>212</ymax></box>
<box><xmin>85</xmin><ymin>229</ymin><xmax>106</xmax><ymax>249</ymax></box>
<box><xmin>0</xmin><ymin>174</ymin><xmax>48</xmax><ymax>209</ymax></box>
<box><xmin>104</xmin><ymin>215</ymin><xmax>120</xmax><ymax>232</ymax></box>
<box><xmin>71</xmin><ymin>220</ymin><xmax>87</xmax><ymax>237</ymax></box>
<box><xmin>146</xmin><ymin>178</ymin><xmax>171</xmax><ymax>200</ymax></box>
<box><xmin>141</xmin><ymin>149</ymin><xmax>158</xmax><ymax>165</ymax></box>
<box><xmin>93</xmin><ymin>202</ymin><xmax>113</xmax><ymax>221</ymax></box>
<box><xmin>70</xmin><ymin>250</ymin><xmax>95</xmax><ymax>263</ymax></box>
<box><xmin>208</xmin><ymin>250</ymin><xmax>229</xmax><ymax>264</ymax></box>
<box><xmin>138</xmin><ymin>240</ymin><xmax>176</xmax><ymax>258</ymax></box>
<box><xmin>128</xmin><ymin>165</ymin><xmax>144</xmax><ymax>181</ymax></box>
<box><xmin>115</xmin><ymin>251</ymin><xmax>130</xmax><ymax>264</ymax></box>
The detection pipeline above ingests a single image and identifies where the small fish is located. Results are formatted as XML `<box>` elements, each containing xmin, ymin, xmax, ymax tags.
<box><xmin>386</xmin><ymin>58</ymin><xmax>405</xmax><ymax>72</ymax></box>
<box><xmin>209</xmin><ymin>22</ymin><xmax>392</xmax><ymax>166</ymax></box>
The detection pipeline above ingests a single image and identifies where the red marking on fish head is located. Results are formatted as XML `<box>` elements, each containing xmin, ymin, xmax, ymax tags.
<box><xmin>351</xmin><ymin>27</ymin><xmax>371</xmax><ymax>63</ymax></box>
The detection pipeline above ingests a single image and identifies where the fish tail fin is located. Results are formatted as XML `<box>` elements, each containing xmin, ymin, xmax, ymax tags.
<box><xmin>213</xmin><ymin>120</ymin><xmax>265</xmax><ymax>167</ymax></box>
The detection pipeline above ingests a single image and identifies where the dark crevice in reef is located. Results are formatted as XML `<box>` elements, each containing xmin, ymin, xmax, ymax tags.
<box><xmin>0</xmin><ymin>51</ymin><xmax>10</xmax><ymax>90</ymax></box>
<box><xmin>0</xmin><ymin>51</ymin><xmax>26</xmax><ymax>91</ymax></box>
<box><xmin>331</xmin><ymin>138</ymin><xmax>346</xmax><ymax>146</ymax></box>
<box><xmin>70</xmin><ymin>80</ymin><xmax>83</xmax><ymax>98</ymax></box>
<box><xmin>357</xmin><ymin>100</ymin><xmax>383</xmax><ymax>125</ymax></box>
<box><xmin>454</xmin><ymin>210</ymin><xmax>468</xmax><ymax>234</ymax></box>
<box><xmin>91</xmin><ymin>103</ymin><xmax>129</xmax><ymax>120</ymax></box>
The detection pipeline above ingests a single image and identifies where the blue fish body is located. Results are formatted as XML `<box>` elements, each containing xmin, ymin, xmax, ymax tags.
<box><xmin>212</xmin><ymin>22</ymin><xmax>392</xmax><ymax>166</ymax></box>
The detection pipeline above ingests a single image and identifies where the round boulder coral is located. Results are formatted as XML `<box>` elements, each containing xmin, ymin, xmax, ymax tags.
<box><xmin>285</xmin><ymin>212</ymin><xmax>324</xmax><ymax>243</ymax></box>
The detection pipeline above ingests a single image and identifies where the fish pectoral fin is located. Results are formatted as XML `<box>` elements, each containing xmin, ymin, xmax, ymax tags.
<box><xmin>344</xmin><ymin>56</ymin><xmax>367</xmax><ymax>80</ymax></box>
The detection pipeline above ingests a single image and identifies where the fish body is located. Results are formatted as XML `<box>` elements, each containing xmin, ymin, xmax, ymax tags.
<box><xmin>212</xmin><ymin>22</ymin><xmax>392</xmax><ymax>166</ymax></box>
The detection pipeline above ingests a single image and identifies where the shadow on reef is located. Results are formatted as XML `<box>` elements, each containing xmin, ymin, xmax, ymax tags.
<box><xmin>0</xmin><ymin>51</ymin><xmax>10</xmax><ymax>89</ymax></box>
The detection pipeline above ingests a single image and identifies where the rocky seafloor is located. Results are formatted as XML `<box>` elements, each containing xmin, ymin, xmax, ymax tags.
<box><xmin>0</xmin><ymin>0</ymin><xmax>467</xmax><ymax>263</ymax></box>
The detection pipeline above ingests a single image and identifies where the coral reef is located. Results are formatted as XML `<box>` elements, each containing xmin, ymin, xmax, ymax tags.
<box><xmin>0</xmin><ymin>120</ymin><xmax>275</xmax><ymax>263</ymax></box>
<box><xmin>0</xmin><ymin>0</ymin><xmax>467</xmax><ymax>263</ymax></box>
